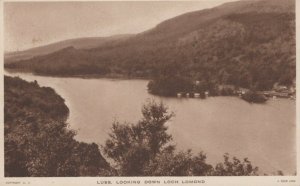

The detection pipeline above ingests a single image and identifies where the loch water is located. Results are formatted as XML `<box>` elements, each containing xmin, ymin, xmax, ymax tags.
<box><xmin>5</xmin><ymin>72</ymin><xmax>296</xmax><ymax>175</ymax></box>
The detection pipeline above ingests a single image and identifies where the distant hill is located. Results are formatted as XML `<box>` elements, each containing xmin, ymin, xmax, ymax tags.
<box><xmin>5</xmin><ymin>0</ymin><xmax>295</xmax><ymax>90</ymax></box>
<box><xmin>4</xmin><ymin>34</ymin><xmax>133</xmax><ymax>62</ymax></box>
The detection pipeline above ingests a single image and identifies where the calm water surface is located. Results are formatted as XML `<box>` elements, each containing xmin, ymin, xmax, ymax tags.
<box><xmin>5</xmin><ymin>72</ymin><xmax>296</xmax><ymax>175</ymax></box>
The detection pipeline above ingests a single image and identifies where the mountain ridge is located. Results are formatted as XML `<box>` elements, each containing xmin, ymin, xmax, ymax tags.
<box><xmin>5</xmin><ymin>34</ymin><xmax>133</xmax><ymax>62</ymax></box>
<box><xmin>5</xmin><ymin>0</ymin><xmax>295</xmax><ymax>90</ymax></box>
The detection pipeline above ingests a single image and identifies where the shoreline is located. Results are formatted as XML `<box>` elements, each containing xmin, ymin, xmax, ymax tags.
<box><xmin>4</xmin><ymin>74</ymin><xmax>296</xmax><ymax>175</ymax></box>
<box><xmin>4</xmin><ymin>69</ymin><xmax>151</xmax><ymax>81</ymax></box>
<box><xmin>5</xmin><ymin>69</ymin><xmax>296</xmax><ymax>102</ymax></box>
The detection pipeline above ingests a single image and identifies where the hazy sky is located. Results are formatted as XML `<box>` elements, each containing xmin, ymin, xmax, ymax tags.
<box><xmin>4</xmin><ymin>1</ymin><xmax>238</xmax><ymax>52</ymax></box>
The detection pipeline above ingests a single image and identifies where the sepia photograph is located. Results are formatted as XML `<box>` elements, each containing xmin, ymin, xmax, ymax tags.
<box><xmin>1</xmin><ymin>0</ymin><xmax>298</xmax><ymax>184</ymax></box>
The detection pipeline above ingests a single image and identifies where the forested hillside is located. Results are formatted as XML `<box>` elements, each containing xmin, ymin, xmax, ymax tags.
<box><xmin>4</xmin><ymin>76</ymin><xmax>111</xmax><ymax>176</ymax></box>
<box><xmin>5</xmin><ymin>0</ymin><xmax>295</xmax><ymax>90</ymax></box>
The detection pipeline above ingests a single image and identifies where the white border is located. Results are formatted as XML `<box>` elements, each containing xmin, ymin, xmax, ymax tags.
<box><xmin>0</xmin><ymin>0</ymin><xmax>299</xmax><ymax>185</ymax></box>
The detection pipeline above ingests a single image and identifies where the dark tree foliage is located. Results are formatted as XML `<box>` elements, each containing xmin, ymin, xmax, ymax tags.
<box><xmin>103</xmin><ymin>100</ymin><xmax>259</xmax><ymax>176</ymax></box>
<box><xmin>144</xmin><ymin>150</ymin><xmax>214</xmax><ymax>176</ymax></box>
<box><xmin>241</xmin><ymin>91</ymin><xmax>267</xmax><ymax>103</ymax></box>
<box><xmin>103</xmin><ymin>101</ymin><xmax>175</xmax><ymax>176</ymax></box>
<box><xmin>213</xmin><ymin>153</ymin><xmax>258</xmax><ymax>176</ymax></box>
<box><xmin>4</xmin><ymin>76</ymin><xmax>110</xmax><ymax>177</ymax></box>
<box><xmin>148</xmin><ymin>76</ymin><xmax>194</xmax><ymax>96</ymax></box>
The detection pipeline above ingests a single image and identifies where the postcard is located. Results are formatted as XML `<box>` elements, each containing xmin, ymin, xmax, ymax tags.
<box><xmin>1</xmin><ymin>0</ymin><xmax>299</xmax><ymax>185</ymax></box>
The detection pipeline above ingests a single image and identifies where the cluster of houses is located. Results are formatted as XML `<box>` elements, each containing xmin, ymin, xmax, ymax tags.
<box><xmin>226</xmin><ymin>84</ymin><xmax>296</xmax><ymax>99</ymax></box>
<box><xmin>176</xmin><ymin>82</ymin><xmax>296</xmax><ymax>100</ymax></box>
<box><xmin>177</xmin><ymin>91</ymin><xmax>209</xmax><ymax>98</ymax></box>
<box><xmin>257</xmin><ymin>85</ymin><xmax>296</xmax><ymax>99</ymax></box>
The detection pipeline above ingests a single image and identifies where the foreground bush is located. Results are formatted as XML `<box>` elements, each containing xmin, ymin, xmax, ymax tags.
<box><xmin>4</xmin><ymin>76</ymin><xmax>110</xmax><ymax>177</ymax></box>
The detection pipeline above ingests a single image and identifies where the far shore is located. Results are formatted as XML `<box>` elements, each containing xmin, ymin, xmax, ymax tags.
<box><xmin>5</xmin><ymin>68</ymin><xmax>296</xmax><ymax>103</ymax></box>
<box><xmin>4</xmin><ymin>68</ymin><xmax>151</xmax><ymax>81</ymax></box>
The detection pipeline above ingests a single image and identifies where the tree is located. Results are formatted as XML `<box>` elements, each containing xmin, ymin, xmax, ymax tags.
<box><xmin>213</xmin><ymin>153</ymin><xmax>258</xmax><ymax>176</ymax></box>
<box><xmin>102</xmin><ymin>100</ymin><xmax>174</xmax><ymax>176</ymax></box>
<box><xmin>145</xmin><ymin>150</ymin><xmax>213</xmax><ymax>176</ymax></box>
<box><xmin>103</xmin><ymin>100</ymin><xmax>259</xmax><ymax>176</ymax></box>
<box><xmin>4</xmin><ymin>76</ymin><xmax>110</xmax><ymax>177</ymax></box>
<box><xmin>148</xmin><ymin>76</ymin><xmax>193</xmax><ymax>97</ymax></box>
